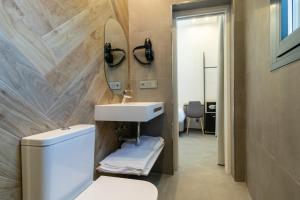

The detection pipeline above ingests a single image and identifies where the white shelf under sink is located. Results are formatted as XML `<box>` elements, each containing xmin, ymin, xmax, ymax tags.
<box><xmin>97</xmin><ymin>144</ymin><xmax>164</xmax><ymax>176</ymax></box>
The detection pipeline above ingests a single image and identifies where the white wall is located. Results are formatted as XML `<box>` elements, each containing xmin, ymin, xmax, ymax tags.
<box><xmin>177</xmin><ymin>16</ymin><xmax>220</xmax><ymax>109</ymax></box>
<box><xmin>206</xmin><ymin>68</ymin><xmax>218</xmax><ymax>102</ymax></box>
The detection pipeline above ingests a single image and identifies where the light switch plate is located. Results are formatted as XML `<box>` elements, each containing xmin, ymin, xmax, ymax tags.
<box><xmin>140</xmin><ymin>80</ymin><xmax>158</xmax><ymax>89</ymax></box>
<box><xmin>109</xmin><ymin>81</ymin><xmax>121</xmax><ymax>90</ymax></box>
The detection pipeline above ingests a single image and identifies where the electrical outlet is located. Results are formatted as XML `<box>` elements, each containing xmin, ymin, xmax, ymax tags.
<box><xmin>109</xmin><ymin>81</ymin><xmax>121</xmax><ymax>90</ymax></box>
<box><xmin>140</xmin><ymin>80</ymin><xmax>158</xmax><ymax>89</ymax></box>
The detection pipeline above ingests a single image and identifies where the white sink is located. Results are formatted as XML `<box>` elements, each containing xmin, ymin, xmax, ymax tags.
<box><xmin>95</xmin><ymin>102</ymin><xmax>164</xmax><ymax>122</ymax></box>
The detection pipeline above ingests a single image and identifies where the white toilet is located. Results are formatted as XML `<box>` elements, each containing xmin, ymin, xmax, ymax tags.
<box><xmin>21</xmin><ymin>125</ymin><xmax>158</xmax><ymax>200</ymax></box>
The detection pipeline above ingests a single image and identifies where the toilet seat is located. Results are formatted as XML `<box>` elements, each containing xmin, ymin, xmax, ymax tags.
<box><xmin>75</xmin><ymin>176</ymin><xmax>158</xmax><ymax>200</ymax></box>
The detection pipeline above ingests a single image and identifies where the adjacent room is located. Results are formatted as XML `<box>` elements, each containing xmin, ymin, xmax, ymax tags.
<box><xmin>177</xmin><ymin>15</ymin><xmax>220</xmax><ymax>136</ymax></box>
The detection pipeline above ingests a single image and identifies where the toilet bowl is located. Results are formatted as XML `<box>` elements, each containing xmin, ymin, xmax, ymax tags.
<box><xmin>21</xmin><ymin>125</ymin><xmax>158</xmax><ymax>200</ymax></box>
<box><xmin>76</xmin><ymin>176</ymin><xmax>157</xmax><ymax>200</ymax></box>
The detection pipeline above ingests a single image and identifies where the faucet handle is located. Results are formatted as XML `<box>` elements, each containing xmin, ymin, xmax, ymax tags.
<box><xmin>122</xmin><ymin>90</ymin><xmax>133</xmax><ymax>104</ymax></box>
<box><xmin>124</xmin><ymin>89</ymin><xmax>133</xmax><ymax>93</ymax></box>
<box><xmin>123</xmin><ymin>90</ymin><xmax>133</xmax><ymax>96</ymax></box>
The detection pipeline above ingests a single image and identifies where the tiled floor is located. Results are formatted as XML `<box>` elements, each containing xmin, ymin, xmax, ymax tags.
<box><xmin>145</xmin><ymin>132</ymin><xmax>251</xmax><ymax>200</ymax></box>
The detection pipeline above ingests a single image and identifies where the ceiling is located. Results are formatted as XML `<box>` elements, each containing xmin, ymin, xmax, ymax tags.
<box><xmin>172</xmin><ymin>0</ymin><xmax>231</xmax><ymax>12</ymax></box>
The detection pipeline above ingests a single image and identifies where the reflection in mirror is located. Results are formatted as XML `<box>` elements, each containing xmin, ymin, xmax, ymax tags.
<box><xmin>281</xmin><ymin>0</ymin><xmax>300</xmax><ymax>39</ymax></box>
<box><xmin>104</xmin><ymin>42</ymin><xmax>126</xmax><ymax>68</ymax></box>
<box><xmin>104</xmin><ymin>18</ymin><xmax>129</xmax><ymax>95</ymax></box>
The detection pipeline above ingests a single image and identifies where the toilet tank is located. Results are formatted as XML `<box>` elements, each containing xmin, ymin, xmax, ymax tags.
<box><xmin>21</xmin><ymin>125</ymin><xmax>95</xmax><ymax>200</ymax></box>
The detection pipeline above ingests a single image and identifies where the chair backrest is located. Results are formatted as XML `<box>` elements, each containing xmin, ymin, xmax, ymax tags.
<box><xmin>186</xmin><ymin>101</ymin><xmax>204</xmax><ymax>118</ymax></box>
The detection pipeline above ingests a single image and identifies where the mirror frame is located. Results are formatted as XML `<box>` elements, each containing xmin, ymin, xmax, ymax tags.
<box><xmin>104</xmin><ymin>18</ymin><xmax>129</xmax><ymax>95</ymax></box>
<box><xmin>271</xmin><ymin>0</ymin><xmax>300</xmax><ymax>70</ymax></box>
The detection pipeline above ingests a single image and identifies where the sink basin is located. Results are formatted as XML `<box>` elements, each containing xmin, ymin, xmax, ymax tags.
<box><xmin>95</xmin><ymin>102</ymin><xmax>164</xmax><ymax>122</ymax></box>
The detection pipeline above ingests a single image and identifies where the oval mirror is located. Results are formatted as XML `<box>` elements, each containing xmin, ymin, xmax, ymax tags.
<box><xmin>104</xmin><ymin>18</ymin><xmax>129</xmax><ymax>95</ymax></box>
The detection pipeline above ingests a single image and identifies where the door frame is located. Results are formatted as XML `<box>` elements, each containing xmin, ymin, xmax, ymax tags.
<box><xmin>172</xmin><ymin>5</ymin><xmax>234</xmax><ymax>175</ymax></box>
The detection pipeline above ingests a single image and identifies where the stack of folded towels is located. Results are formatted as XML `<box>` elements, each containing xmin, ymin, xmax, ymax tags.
<box><xmin>98</xmin><ymin>136</ymin><xmax>164</xmax><ymax>176</ymax></box>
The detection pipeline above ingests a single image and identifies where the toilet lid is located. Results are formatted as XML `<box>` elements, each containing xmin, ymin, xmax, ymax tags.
<box><xmin>75</xmin><ymin>176</ymin><xmax>158</xmax><ymax>200</ymax></box>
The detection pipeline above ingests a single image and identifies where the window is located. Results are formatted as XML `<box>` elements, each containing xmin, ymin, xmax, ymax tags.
<box><xmin>271</xmin><ymin>0</ymin><xmax>300</xmax><ymax>70</ymax></box>
<box><xmin>281</xmin><ymin>0</ymin><xmax>300</xmax><ymax>39</ymax></box>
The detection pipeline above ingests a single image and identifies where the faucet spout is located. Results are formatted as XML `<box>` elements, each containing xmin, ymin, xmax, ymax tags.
<box><xmin>122</xmin><ymin>90</ymin><xmax>133</xmax><ymax>104</ymax></box>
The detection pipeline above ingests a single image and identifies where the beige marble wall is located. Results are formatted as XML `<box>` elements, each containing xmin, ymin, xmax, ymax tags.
<box><xmin>0</xmin><ymin>0</ymin><xmax>128</xmax><ymax>199</ymax></box>
<box><xmin>128</xmin><ymin>0</ymin><xmax>175</xmax><ymax>174</ymax></box>
<box><xmin>235</xmin><ymin>0</ymin><xmax>300</xmax><ymax>199</ymax></box>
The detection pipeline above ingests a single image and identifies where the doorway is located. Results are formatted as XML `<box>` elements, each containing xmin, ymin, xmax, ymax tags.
<box><xmin>172</xmin><ymin>6</ymin><xmax>233</xmax><ymax>174</ymax></box>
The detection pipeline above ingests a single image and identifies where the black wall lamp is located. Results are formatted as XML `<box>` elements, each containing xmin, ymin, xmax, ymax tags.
<box><xmin>104</xmin><ymin>42</ymin><xmax>126</xmax><ymax>68</ymax></box>
<box><xmin>133</xmin><ymin>38</ymin><xmax>154</xmax><ymax>65</ymax></box>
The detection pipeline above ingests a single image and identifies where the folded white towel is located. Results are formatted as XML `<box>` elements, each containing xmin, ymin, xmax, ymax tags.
<box><xmin>121</xmin><ymin>136</ymin><xmax>164</xmax><ymax>151</ymax></box>
<box><xmin>99</xmin><ymin>136</ymin><xmax>164</xmax><ymax>176</ymax></box>
<box><xmin>98</xmin><ymin>145</ymin><xmax>164</xmax><ymax>176</ymax></box>
<box><xmin>100</xmin><ymin>147</ymin><xmax>155</xmax><ymax>171</ymax></box>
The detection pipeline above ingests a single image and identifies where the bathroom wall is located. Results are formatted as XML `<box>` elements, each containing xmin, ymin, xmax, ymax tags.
<box><xmin>0</xmin><ymin>0</ymin><xmax>128</xmax><ymax>199</ymax></box>
<box><xmin>231</xmin><ymin>0</ymin><xmax>247</xmax><ymax>182</ymax></box>
<box><xmin>128</xmin><ymin>0</ymin><xmax>175</xmax><ymax>174</ymax></box>
<box><xmin>235</xmin><ymin>0</ymin><xmax>300</xmax><ymax>199</ymax></box>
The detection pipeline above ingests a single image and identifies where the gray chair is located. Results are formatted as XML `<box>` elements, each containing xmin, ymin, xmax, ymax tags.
<box><xmin>185</xmin><ymin>101</ymin><xmax>205</xmax><ymax>135</ymax></box>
